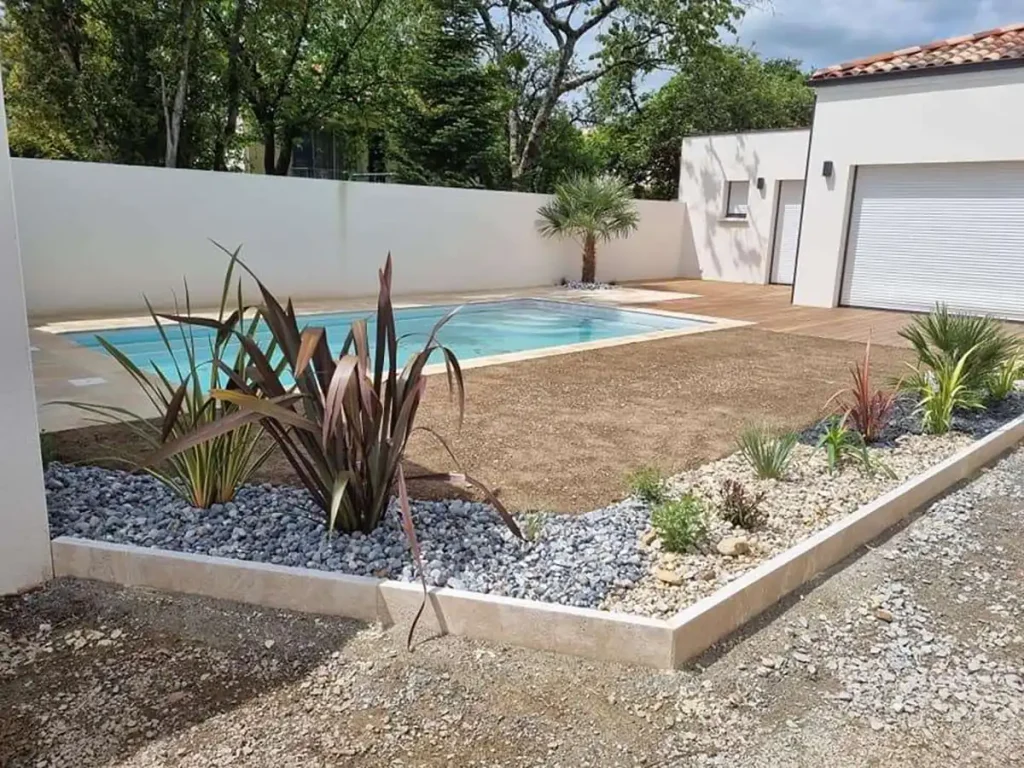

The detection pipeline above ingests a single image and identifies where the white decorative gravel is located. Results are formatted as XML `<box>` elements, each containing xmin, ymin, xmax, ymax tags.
<box><xmin>601</xmin><ymin>433</ymin><xmax>974</xmax><ymax>618</ymax></box>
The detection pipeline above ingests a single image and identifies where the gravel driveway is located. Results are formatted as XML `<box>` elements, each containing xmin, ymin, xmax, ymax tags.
<box><xmin>4</xmin><ymin>447</ymin><xmax>1024</xmax><ymax>767</ymax></box>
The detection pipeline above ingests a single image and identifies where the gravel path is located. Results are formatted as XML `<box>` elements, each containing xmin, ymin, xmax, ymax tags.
<box><xmin>6</xmin><ymin>445</ymin><xmax>1024</xmax><ymax>767</ymax></box>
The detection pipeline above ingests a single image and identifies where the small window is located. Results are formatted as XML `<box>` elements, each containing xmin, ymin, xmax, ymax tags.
<box><xmin>725</xmin><ymin>181</ymin><xmax>749</xmax><ymax>218</ymax></box>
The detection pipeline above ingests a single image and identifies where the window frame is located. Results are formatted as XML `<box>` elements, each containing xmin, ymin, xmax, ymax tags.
<box><xmin>724</xmin><ymin>180</ymin><xmax>750</xmax><ymax>219</ymax></box>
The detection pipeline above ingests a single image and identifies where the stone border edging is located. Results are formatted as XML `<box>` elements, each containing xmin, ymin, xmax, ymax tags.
<box><xmin>50</xmin><ymin>537</ymin><xmax>675</xmax><ymax>668</ymax></box>
<box><xmin>667</xmin><ymin>411</ymin><xmax>1024</xmax><ymax>664</ymax></box>
<box><xmin>50</xmin><ymin>412</ymin><xmax>1024</xmax><ymax>670</ymax></box>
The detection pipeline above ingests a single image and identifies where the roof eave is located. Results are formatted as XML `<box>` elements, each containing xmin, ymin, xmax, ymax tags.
<box><xmin>807</xmin><ymin>56</ymin><xmax>1024</xmax><ymax>87</ymax></box>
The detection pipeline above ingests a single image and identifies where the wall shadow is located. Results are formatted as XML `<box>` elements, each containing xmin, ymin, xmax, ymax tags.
<box><xmin>0</xmin><ymin>578</ymin><xmax>363</xmax><ymax>767</ymax></box>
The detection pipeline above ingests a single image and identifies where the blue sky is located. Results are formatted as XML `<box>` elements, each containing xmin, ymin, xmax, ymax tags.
<box><xmin>731</xmin><ymin>0</ymin><xmax>1021</xmax><ymax>71</ymax></box>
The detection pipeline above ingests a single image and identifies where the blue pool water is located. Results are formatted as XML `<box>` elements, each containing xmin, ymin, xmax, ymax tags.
<box><xmin>66</xmin><ymin>299</ymin><xmax>707</xmax><ymax>385</ymax></box>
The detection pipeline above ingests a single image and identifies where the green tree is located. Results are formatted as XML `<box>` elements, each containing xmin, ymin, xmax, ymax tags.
<box><xmin>391</xmin><ymin>0</ymin><xmax>502</xmax><ymax>187</ymax></box>
<box><xmin>536</xmin><ymin>174</ymin><xmax>639</xmax><ymax>283</ymax></box>
<box><xmin>592</xmin><ymin>47</ymin><xmax>814</xmax><ymax>199</ymax></box>
<box><xmin>209</xmin><ymin>0</ymin><xmax>411</xmax><ymax>175</ymax></box>
<box><xmin>0</xmin><ymin>0</ymin><xmax>224</xmax><ymax>167</ymax></box>
<box><xmin>472</xmin><ymin>0</ymin><xmax>748</xmax><ymax>186</ymax></box>
<box><xmin>593</xmin><ymin>47</ymin><xmax>815</xmax><ymax>199</ymax></box>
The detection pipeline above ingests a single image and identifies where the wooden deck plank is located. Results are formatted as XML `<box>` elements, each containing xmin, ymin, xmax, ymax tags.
<box><xmin>629</xmin><ymin>279</ymin><xmax>1024</xmax><ymax>348</ymax></box>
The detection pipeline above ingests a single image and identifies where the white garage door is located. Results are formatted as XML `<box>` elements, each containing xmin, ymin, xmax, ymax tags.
<box><xmin>770</xmin><ymin>180</ymin><xmax>803</xmax><ymax>285</ymax></box>
<box><xmin>841</xmin><ymin>162</ymin><xmax>1024</xmax><ymax>320</ymax></box>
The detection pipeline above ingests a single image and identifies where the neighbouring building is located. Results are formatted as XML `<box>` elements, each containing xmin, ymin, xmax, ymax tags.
<box><xmin>679</xmin><ymin>22</ymin><xmax>1024</xmax><ymax>321</ymax></box>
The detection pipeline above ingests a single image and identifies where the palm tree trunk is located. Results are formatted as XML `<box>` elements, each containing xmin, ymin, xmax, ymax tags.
<box><xmin>581</xmin><ymin>234</ymin><xmax>597</xmax><ymax>283</ymax></box>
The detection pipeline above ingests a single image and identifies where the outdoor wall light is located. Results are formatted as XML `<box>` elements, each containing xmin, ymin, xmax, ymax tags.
<box><xmin>756</xmin><ymin>177</ymin><xmax>765</xmax><ymax>191</ymax></box>
<box><xmin>822</xmin><ymin>160</ymin><xmax>834</xmax><ymax>178</ymax></box>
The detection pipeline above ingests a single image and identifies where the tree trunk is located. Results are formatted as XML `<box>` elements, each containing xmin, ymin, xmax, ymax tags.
<box><xmin>272</xmin><ymin>126</ymin><xmax>297</xmax><ymax>175</ymax></box>
<box><xmin>262</xmin><ymin>126</ymin><xmax>277</xmax><ymax>174</ymax></box>
<box><xmin>581</xmin><ymin>234</ymin><xmax>597</xmax><ymax>283</ymax></box>
<box><xmin>213</xmin><ymin>0</ymin><xmax>246</xmax><ymax>171</ymax></box>
<box><xmin>163</xmin><ymin>0</ymin><xmax>197</xmax><ymax>168</ymax></box>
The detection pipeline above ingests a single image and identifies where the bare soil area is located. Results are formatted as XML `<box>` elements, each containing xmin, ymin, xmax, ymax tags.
<box><xmin>5</xmin><ymin>447</ymin><xmax>1024</xmax><ymax>767</ymax></box>
<box><xmin>49</xmin><ymin>327</ymin><xmax>909</xmax><ymax>513</ymax></box>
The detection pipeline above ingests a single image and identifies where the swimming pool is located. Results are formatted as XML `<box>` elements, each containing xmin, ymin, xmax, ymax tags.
<box><xmin>65</xmin><ymin>298</ymin><xmax>709</xmax><ymax>384</ymax></box>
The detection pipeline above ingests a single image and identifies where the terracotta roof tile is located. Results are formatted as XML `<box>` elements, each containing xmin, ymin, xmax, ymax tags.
<box><xmin>810</xmin><ymin>22</ymin><xmax>1024</xmax><ymax>83</ymax></box>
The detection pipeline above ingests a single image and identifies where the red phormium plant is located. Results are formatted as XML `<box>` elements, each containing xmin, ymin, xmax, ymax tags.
<box><xmin>825</xmin><ymin>335</ymin><xmax>900</xmax><ymax>443</ymax></box>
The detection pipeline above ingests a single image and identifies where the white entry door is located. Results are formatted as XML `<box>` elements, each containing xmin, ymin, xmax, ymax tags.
<box><xmin>770</xmin><ymin>180</ymin><xmax>803</xmax><ymax>285</ymax></box>
<box><xmin>841</xmin><ymin>162</ymin><xmax>1024</xmax><ymax>320</ymax></box>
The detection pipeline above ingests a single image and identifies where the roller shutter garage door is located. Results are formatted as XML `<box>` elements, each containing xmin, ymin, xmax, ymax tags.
<box><xmin>841</xmin><ymin>162</ymin><xmax>1024</xmax><ymax>320</ymax></box>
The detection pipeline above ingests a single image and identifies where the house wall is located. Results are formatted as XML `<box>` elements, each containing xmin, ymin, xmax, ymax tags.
<box><xmin>678</xmin><ymin>129</ymin><xmax>810</xmax><ymax>283</ymax></box>
<box><xmin>0</xmin><ymin>71</ymin><xmax>52</xmax><ymax>594</ymax></box>
<box><xmin>12</xmin><ymin>159</ymin><xmax>689</xmax><ymax>318</ymax></box>
<box><xmin>793</xmin><ymin>66</ymin><xmax>1024</xmax><ymax>307</ymax></box>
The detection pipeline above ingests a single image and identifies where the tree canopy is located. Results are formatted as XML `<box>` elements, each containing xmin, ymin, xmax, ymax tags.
<box><xmin>0</xmin><ymin>0</ymin><xmax>814</xmax><ymax>196</ymax></box>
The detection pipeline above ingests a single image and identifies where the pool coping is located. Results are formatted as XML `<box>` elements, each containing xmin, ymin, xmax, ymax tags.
<box><xmin>50</xmin><ymin>411</ymin><xmax>1024</xmax><ymax>669</ymax></box>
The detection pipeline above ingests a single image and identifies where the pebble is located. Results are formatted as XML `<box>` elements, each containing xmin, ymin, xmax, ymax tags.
<box><xmin>45</xmin><ymin>464</ymin><xmax>652</xmax><ymax>611</ymax></box>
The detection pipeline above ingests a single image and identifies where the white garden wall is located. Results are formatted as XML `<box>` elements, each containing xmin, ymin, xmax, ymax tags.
<box><xmin>0</xmin><ymin>72</ymin><xmax>52</xmax><ymax>594</ymax></box>
<box><xmin>12</xmin><ymin>158</ymin><xmax>689</xmax><ymax>318</ymax></box>
<box><xmin>678</xmin><ymin>129</ymin><xmax>810</xmax><ymax>283</ymax></box>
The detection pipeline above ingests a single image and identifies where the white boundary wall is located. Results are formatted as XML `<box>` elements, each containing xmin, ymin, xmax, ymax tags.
<box><xmin>678</xmin><ymin>129</ymin><xmax>810</xmax><ymax>284</ymax></box>
<box><xmin>0</xmin><ymin>72</ymin><xmax>52</xmax><ymax>594</ymax></box>
<box><xmin>12</xmin><ymin>159</ymin><xmax>689</xmax><ymax>318</ymax></box>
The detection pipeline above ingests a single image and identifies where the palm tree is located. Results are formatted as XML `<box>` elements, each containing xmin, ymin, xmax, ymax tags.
<box><xmin>536</xmin><ymin>174</ymin><xmax>640</xmax><ymax>284</ymax></box>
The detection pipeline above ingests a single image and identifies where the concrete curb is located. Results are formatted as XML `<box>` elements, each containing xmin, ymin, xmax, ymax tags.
<box><xmin>667</xmin><ymin>412</ymin><xmax>1024</xmax><ymax>664</ymax></box>
<box><xmin>51</xmin><ymin>412</ymin><xmax>1024</xmax><ymax>669</ymax></box>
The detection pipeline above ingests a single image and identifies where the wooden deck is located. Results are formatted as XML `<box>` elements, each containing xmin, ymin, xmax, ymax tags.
<box><xmin>632</xmin><ymin>279</ymin><xmax>1023</xmax><ymax>348</ymax></box>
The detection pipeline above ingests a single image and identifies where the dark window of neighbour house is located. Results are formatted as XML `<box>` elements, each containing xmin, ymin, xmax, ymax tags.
<box><xmin>725</xmin><ymin>181</ymin><xmax>749</xmax><ymax>218</ymax></box>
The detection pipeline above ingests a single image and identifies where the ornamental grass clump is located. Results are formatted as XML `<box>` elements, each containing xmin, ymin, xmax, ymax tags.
<box><xmin>154</xmin><ymin>251</ymin><xmax>518</xmax><ymax>533</ymax></box>
<box><xmin>737</xmin><ymin>425</ymin><xmax>796</xmax><ymax>481</ymax></box>
<box><xmin>816</xmin><ymin>415</ymin><xmax>894</xmax><ymax>477</ymax></box>
<box><xmin>56</xmin><ymin>249</ymin><xmax>272</xmax><ymax>508</ymax></box>
<box><xmin>905</xmin><ymin>346</ymin><xmax>984</xmax><ymax>435</ymax></box>
<box><xmin>987</xmin><ymin>355</ymin><xmax>1024</xmax><ymax>401</ymax></box>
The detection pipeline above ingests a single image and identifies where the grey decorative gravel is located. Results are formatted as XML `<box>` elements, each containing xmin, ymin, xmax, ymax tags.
<box><xmin>800</xmin><ymin>392</ymin><xmax>1024</xmax><ymax>448</ymax></box>
<box><xmin>45</xmin><ymin>467</ymin><xmax>651</xmax><ymax>610</ymax></box>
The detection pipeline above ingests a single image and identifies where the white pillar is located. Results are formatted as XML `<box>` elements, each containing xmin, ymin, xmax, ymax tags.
<box><xmin>0</xmin><ymin>68</ymin><xmax>52</xmax><ymax>594</ymax></box>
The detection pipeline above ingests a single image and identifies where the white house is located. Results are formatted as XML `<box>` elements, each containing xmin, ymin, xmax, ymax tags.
<box><xmin>680</xmin><ymin>22</ymin><xmax>1024</xmax><ymax>321</ymax></box>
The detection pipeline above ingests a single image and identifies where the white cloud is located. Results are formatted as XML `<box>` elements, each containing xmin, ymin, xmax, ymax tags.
<box><xmin>732</xmin><ymin>0</ymin><xmax>1021</xmax><ymax>70</ymax></box>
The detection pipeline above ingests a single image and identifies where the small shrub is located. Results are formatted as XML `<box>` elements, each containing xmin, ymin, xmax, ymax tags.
<box><xmin>718</xmin><ymin>479</ymin><xmax>767</xmax><ymax>530</ymax></box>
<box><xmin>39</xmin><ymin>431</ymin><xmax>57</xmax><ymax>468</ymax></box>
<box><xmin>826</xmin><ymin>335</ymin><xmax>898</xmax><ymax>443</ymax></box>
<box><xmin>522</xmin><ymin>512</ymin><xmax>546</xmax><ymax>543</ymax></box>
<box><xmin>987</xmin><ymin>355</ymin><xmax>1024</xmax><ymax>401</ymax></box>
<box><xmin>817</xmin><ymin>416</ymin><xmax>860</xmax><ymax>474</ymax></box>
<box><xmin>906</xmin><ymin>346</ymin><xmax>984</xmax><ymax>434</ymax></box>
<box><xmin>651</xmin><ymin>494</ymin><xmax>708</xmax><ymax>553</ymax></box>
<box><xmin>626</xmin><ymin>465</ymin><xmax>667</xmax><ymax>505</ymax></box>
<box><xmin>737</xmin><ymin>425</ymin><xmax>796</xmax><ymax>480</ymax></box>
<box><xmin>815</xmin><ymin>415</ymin><xmax>893</xmax><ymax>477</ymax></box>
<box><xmin>899</xmin><ymin>304</ymin><xmax>1018</xmax><ymax>399</ymax></box>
